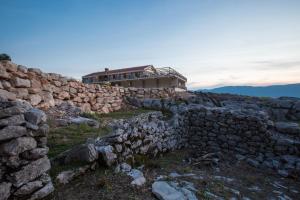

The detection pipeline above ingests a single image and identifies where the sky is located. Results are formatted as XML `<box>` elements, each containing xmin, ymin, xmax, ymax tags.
<box><xmin>1</xmin><ymin>0</ymin><xmax>300</xmax><ymax>90</ymax></box>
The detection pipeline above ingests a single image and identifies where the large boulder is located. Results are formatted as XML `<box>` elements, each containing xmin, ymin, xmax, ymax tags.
<box><xmin>63</xmin><ymin>143</ymin><xmax>98</xmax><ymax>164</ymax></box>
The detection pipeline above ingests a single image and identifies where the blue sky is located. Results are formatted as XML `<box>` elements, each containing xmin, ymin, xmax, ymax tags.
<box><xmin>1</xmin><ymin>0</ymin><xmax>300</xmax><ymax>89</ymax></box>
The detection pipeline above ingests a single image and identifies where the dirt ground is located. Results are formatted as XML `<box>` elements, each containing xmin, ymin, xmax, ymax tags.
<box><xmin>47</xmin><ymin>150</ymin><xmax>300</xmax><ymax>200</ymax></box>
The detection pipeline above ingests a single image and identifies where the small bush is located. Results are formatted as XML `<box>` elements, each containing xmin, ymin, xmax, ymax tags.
<box><xmin>0</xmin><ymin>53</ymin><xmax>11</xmax><ymax>61</ymax></box>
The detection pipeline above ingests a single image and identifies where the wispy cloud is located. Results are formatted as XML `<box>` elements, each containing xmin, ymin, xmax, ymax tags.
<box><xmin>250</xmin><ymin>60</ymin><xmax>300</xmax><ymax>70</ymax></box>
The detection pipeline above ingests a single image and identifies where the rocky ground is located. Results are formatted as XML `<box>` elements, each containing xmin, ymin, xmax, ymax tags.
<box><xmin>47</xmin><ymin>150</ymin><xmax>299</xmax><ymax>200</ymax></box>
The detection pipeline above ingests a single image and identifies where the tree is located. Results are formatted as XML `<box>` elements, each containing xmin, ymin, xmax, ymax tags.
<box><xmin>0</xmin><ymin>54</ymin><xmax>11</xmax><ymax>61</ymax></box>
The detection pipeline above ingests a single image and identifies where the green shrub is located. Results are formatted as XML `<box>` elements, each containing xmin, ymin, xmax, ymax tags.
<box><xmin>0</xmin><ymin>53</ymin><xmax>11</xmax><ymax>61</ymax></box>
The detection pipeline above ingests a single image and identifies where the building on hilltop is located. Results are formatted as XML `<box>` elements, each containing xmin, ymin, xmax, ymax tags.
<box><xmin>82</xmin><ymin>65</ymin><xmax>187</xmax><ymax>90</ymax></box>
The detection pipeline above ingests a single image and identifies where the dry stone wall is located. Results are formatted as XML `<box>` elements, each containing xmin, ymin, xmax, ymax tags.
<box><xmin>0</xmin><ymin>99</ymin><xmax>53</xmax><ymax>200</ymax></box>
<box><xmin>194</xmin><ymin>92</ymin><xmax>300</xmax><ymax>121</ymax></box>
<box><xmin>93</xmin><ymin>111</ymin><xmax>188</xmax><ymax>165</ymax></box>
<box><xmin>127</xmin><ymin>98</ymin><xmax>300</xmax><ymax>177</ymax></box>
<box><xmin>0</xmin><ymin>61</ymin><xmax>175</xmax><ymax>113</ymax></box>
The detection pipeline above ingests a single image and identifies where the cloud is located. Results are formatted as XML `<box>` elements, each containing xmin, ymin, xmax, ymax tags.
<box><xmin>250</xmin><ymin>60</ymin><xmax>300</xmax><ymax>70</ymax></box>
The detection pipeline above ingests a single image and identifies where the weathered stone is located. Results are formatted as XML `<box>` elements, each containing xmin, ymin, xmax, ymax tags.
<box><xmin>0</xmin><ymin>126</ymin><xmax>27</xmax><ymax>141</ymax></box>
<box><xmin>0</xmin><ymin>114</ymin><xmax>25</xmax><ymax>127</ymax></box>
<box><xmin>28</xmin><ymin>181</ymin><xmax>54</xmax><ymax>200</ymax></box>
<box><xmin>14</xmin><ymin>180</ymin><xmax>43</xmax><ymax>196</ymax></box>
<box><xmin>0</xmin><ymin>182</ymin><xmax>11</xmax><ymax>200</ymax></box>
<box><xmin>96</xmin><ymin>145</ymin><xmax>117</xmax><ymax>166</ymax></box>
<box><xmin>32</xmin><ymin>123</ymin><xmax>49</xmax><ymax>137</ymax></box>
<box><xmin>0</xmin><ymin>137</ymin><xmax>37</xmax><ymax>156</ymax></box>
<box><xmin>29</xmin><ymin>94</ymin><xmax>42</xmax><ymax>106</ymax></box>
<box><xmin>25</xmin><ymin>108</ymin><xmax>47</xmax><ymax>125</ymax></box>
<box><xmin>0</xmin><ymin>65</ymin><xmax>10</xmax><ymax>79</ymax></box>
<box><xmin>14</xmin><ymin>77</ymin><xmax>31</xmax><ymax>88</ymax></box>
<box><xmin>64</xmin><ymin>143</ymin><xmax>98</xmax><ymax>164</ymax></box>
<box><xmin>69</xmin><ymin>117</ymin><xmax>100</xmax><ymax>128</ymax></box>
<box><xmin>15</xmin><ymin>88</ymin><xmax>29</xmax><ymax>99</ymax></box>
<box><xmin>21</xmin><ymin>147</ymin><xmax>49</xmax><ymax>160</ymax></box>
<box><xmin>0</xmin><ymin>89</ymin><xmax>16</xmax><ymax>101</ymax></box>
<box><xmin>8</xmin><ymin>156</ymin><xmax>51</xmax><ymax>187</ymax></box>
<box><xmin>56</xmin><ymin>170</ymin><xmax>76</xmax><ymax>184</ymax></box>
<box><xmin>275</xmin><ymin>122</ymin><xmax>300</xmax><ymax>136</ymax></box>
<box><xmin>0</xmin><ymin>104</ymin><xmax>28</xmax><ymax>118</ymax></box>
<box><xmin>152</xmin><ymin>181</ymin><xmax>185</xmax><ymax>200</ymax></box>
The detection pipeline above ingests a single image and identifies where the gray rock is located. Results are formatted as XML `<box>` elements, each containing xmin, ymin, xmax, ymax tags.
<box><xmin>247</xmin><ymin>158</ymin><xmax>260</xmax><ymax>168</ymax></box>
<box><xmin>64</xmin><ymin>143</ymin><xmax>98</xmax><ymax>164</ymax></box>
<box><xmin>0</xmin><ymin>126</ymin><xmax>27</xmax><ymax>141</ymax></box>
<box><xmin>96</xmin><ymin>145</ymin><xmax>117</xmax><ymax>166</ymax></box>
<box><xmin>275</xmin><ymin>122</ymin><xmax>300</xmax><ymax>136</ymax></box>
<box><xmin>28</xmin><ymin>181</ymin><xmax>54</xmax><ymax>200</ymax></box>
<box><xmin>0</xmin><ymin>136</ymin><xmax>37</xmax><ymax>156</ymax></box>
<box><xmin>25</xmin><ymin>108</ymin><xmax>47</xmax><ymax>125</ymax></box>
<box><xmin>21</xmin><ymin>147</ymin><xmax>49</xmax><ymax>160</ymax></box>
<box><xmin>127</xmin><ymin>169</ymin><xmax>146</xmax><ymax>186</ymax></box>
<box><xmin>32</xmin><ymin>123</ymin><xmax>49</xmax><ymax>137</ymax></box>
<box><xmin>152</xmin><ymin>181</ymin><xmax>185</xmax><ymax>200</ymax></box>
<box><xmin>293</xmin><ymin>101</ymin><xmax>300</xmax><ymax>112</ymax></box>
<box><xmin>152</xmin><ymin>181</ymin><xmax>198</xmax><ymax>200</ymax></box>
<box><xmin>56</xmin><ymin>165</ymin><xmax>90</xmax><ymax>185</ymax></box>
<box><xmin>8</xmin><ymin>156</ymin><xmax>51</xmax><ymax>187</ymax></box>
<box><xmin>69</xmin><ymin>117</ymin><xmax>100</xmax><ymax>128</ymax></box>
<box><xmin>56</xmin><ymin>170</ymin><xmax>76</xmax><ymax>184</ymax></box>
<box><xmin>0</xmin><ymin>114</ymin><xmax>25</xmax><ymax>127</ymax></box>
<box><xmin>0</xmin><ymin>89</ymin><xmax>16</xmax><ymax>101</ymax></box>
<box><xmin>14</xmin><ymin>77</ymin><xmax>31</xmax><ymax>88</ymax></box>
<box><xmin>0</xmin><ymin>105</ymin><xmax>27</xmax><ymax>119</ymax></box>
<box><xmin>278</xmin><ymin>169</ymin><xmax>289</xmax><ymax>177</ymax></box>
<box><xmin>14</xmin><ymin>180</ymin><xmax>43</xmax><ymax>196</ymax></box>
<box><xmin>0</xmin><ymin>182</ymin><xmax>11</xmax><ymax>200</ymax></box>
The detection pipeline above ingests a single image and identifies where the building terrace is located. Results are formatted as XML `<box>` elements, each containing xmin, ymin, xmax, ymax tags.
<box><xmin>82</xmin><ymin>65</ymin><xmax>187</xmax><ymax>90</ymax></box>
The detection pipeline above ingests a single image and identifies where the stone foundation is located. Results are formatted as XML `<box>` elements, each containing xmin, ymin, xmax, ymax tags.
<box><xmin>0</xmin><ymin>100</ymin><xmax>53</xmax><ymax>200</ymax></box>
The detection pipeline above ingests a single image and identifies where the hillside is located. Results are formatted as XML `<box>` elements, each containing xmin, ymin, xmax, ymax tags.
<box><xmin>200</xmin><ymin>83</ymin><xmax>300</xmax><ymax>98</ymax></box>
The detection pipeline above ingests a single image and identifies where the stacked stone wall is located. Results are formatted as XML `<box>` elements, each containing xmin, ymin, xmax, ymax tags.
<box><xmin>194</xmin><ymin>92</ymin><xmax>300</xmax><ymax>121</ymax></box>
<box><xmin>127</xmin><ymin>98</ymin><xmax>300</xmax><ymax>176</ymax></box>
<box><xmin>0</xmin><ymin>61</ymin><xmax>175</xmax><ymax>113</ymax></box>
<box><xmin>182</xmin><ymin>105</ymin><xmax>300</xmax><ymax>175</ymax></box>
<box><xmin>93</xmin><ymin>112</ymin><xmax>188</xmax><ymax>165</ymax></box>
<box><xmin>0</xmin><ymin>100</ymin><xmax>53</xmax><ymax>200</ymax></box>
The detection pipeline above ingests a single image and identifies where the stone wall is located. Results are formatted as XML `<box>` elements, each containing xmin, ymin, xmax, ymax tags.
<box><xmin>0</xmin><ymin>61</ymin><xmax>175</xmax><ymax>113</ymax></box>
<box><xmin>193</xmin><ymin>92</ymin><xmax>300</xmax><ymax>121</ymax></box>
<box><xmin>93</xmin><ymin>111</ymin><xmax>187</xmax><ymax>165</ymax></box>
<box><xmin>0</xmin><ymin>99</ymin><xmax>53</xmax><ymax>200</ymax></box>
<box><xmin>181</xmin><ymin>105</ymin><xmax>300</xmax><ymax>176</ymax></box>
<box><xmin>127</xmin><ymin>98</ymin><xmax>300</xmax><ymax>177</ymax></box>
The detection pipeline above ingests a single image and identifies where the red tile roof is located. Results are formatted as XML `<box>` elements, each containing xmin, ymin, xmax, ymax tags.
<box><xmin>83</xmin><ymin>65</ymin><xmax>153</xmax><ymax>77</ymax></box>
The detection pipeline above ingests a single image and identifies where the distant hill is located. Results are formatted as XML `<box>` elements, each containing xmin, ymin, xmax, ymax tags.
<box><xmin>199</xmin><ymin>83</ymin><xmax>300</xmax><ymax>98</ymax></box>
